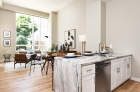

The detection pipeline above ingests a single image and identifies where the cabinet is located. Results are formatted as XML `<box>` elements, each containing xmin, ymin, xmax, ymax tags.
<box><xmin>82</xmin><ymin>74</ymin><xmax>95</xmax><ymax>92</ymax></box>
<box><xmin>111</xmin><ymin>65</ymin><xmax>122</xmax><ymax>90</ymax></box>
<box><xmin>111</xmin><ymin>56</ymin><xmax>131</xmax><ymax>91</ymax></box>
<box><xmin>82</xmin><ymin>64</ymin><xmax>95</xmax><ymax>92</ymax></box>
<box><xmin>122</xmin><ymin>63</ymin><xmax>127</xmax><ymax>81</ymax></box>
<box><xmin>126</xmin><ymin>62</ymin><xmax>131</xmax><ymax>79</ymax></box>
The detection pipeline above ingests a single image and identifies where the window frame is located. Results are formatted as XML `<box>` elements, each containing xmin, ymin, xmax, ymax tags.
<box><xmin>16</xmin><ymin>13</ymin><xmax>48</xmax><ymax>51</ymax></box>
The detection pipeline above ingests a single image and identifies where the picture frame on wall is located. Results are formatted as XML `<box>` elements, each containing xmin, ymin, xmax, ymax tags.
<box><xmin>3</xmin><ymin>31</ymin><xmax>11</xmax><ymax>38</ymax></box>
<box><xmin>3</xmin><ymin>39</ymin><xmax>11</xmax><ymax>47</ymax></box>
<box><xmin>64</xmin><ymin>29</ymin><xmax>76</xmax><ymax>49</ymax></box>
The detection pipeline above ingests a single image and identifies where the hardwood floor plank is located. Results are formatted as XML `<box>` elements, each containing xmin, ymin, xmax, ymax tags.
<box><xmin>113</xmin><ymin>80</ymin><xmax>140</xmax><ymax>92</ymax></box>
<box><xmin>0</xmin><ymin>62</ymin><xmax>53</xmax><ymax>92</ymax></box>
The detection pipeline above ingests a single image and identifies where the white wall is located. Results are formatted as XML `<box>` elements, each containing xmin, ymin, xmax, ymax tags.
<box><xmin>101</xmin><ymin>1</ymin><xmax>106</xmax><ymax>44</ymax></box>
<box><xmin>86</xmin><ymin>0</ymin><xmax>101</xmax><ymax>52</ymax></box>
<box><xmin>51</xmin><ymin>12</ymin><xmax>58</xmax><ymax>44</ymax></box>
<box><xmin>86</xmin><ymin>0</ymin><xmax>106</xmax><ymax>52</ymax></box>
<box><xmin>0</xmin><ymin>9</ymin><xmax>16</xmax><ymax>60</ymax></box>
<box><xmin>0</xmin><ymin>0</ymin><xmax>2</xmax><ymax>7</ymax></box>
<box><xmin>57</xmin><ymin>0</ymin><xmax>86</xmax><ymax>52</ymax></box>
<box><xmin>57</xmin><ymin>0</ymin><xmax>105</xmax><ymax>53</ymax></box>
<box><xmin>106</xmin><ymin>0</ymin><xmax>140</xmax><ymax>78</ymax></box>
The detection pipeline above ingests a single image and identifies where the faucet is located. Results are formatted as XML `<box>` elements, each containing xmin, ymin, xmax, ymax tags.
<box><xmin>98</xmin><ymin>42</ymin><xmax>105</xmax><ymax>56</ymax></box>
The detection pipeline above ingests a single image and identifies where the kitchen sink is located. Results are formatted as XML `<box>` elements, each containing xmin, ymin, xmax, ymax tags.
<box><xmin>96</xmin><ymin>53</ymin><xmax>115</xmax><ymax>58</ymax></box>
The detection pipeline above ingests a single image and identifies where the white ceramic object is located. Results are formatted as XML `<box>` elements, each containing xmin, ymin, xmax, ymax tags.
<box><xmin>67</xmin><ymin>53</ymin><xmax>75</xmax><ymax>56</ymax></box>
<box><xmin>83</xmin><ymin>53</ymin><xmax>93</xmax><ymax>55</ymax></box>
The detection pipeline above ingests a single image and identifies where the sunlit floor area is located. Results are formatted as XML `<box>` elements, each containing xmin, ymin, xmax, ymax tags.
<box><xmin>0</xmin><ymin>61</ymin><xmax>53</xmax><ymax>92</ymax></box>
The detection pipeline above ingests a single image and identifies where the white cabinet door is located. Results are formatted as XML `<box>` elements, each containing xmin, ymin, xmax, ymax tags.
<box><xmin>82</xmin><ymin>74</ymin><xmax>95</xmax><ymax>92</ymax></box>
<box><xmin>111</xmin><ymin>67</ymin><xmax>117</xmax><ymax>91</ymax></box>
<box><xmin>122</xmin><ymin>63</ymin><xmax>127</xmax><ymax>82</ymax></box>
<box><xmin>111</xmin><ymin>56</ymin><xmax>132</xmax><ymax>91</ymax></box>
<box><xmin>116</xmin><ymin>65</ymin><xmax>123</xmax><ymax>85</ymax></box>
<box><xmin>111</xmin><ymin>65</ymin><xmax>123</xmax><ymax>91</ymax></box>
<box><xmin>126</xmin><ymin>62</ymin><xmax>131</xmax><ymax>79</ymax></box>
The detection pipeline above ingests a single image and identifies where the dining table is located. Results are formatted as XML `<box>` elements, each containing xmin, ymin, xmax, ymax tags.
<box><xmin>41</xmin><ymin>54</ymin><xmax>55</xmax><ymax>72</ymax></box>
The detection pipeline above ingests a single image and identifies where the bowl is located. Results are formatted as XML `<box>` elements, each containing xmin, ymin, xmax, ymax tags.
<box><xmin>47</xmin><ymin>52</ymin><xmax>53</xmax><ymax>55</ymax></box>
<box><xmin>67</xmin><ymin>53</ymin><xmax>75</xmax><ymax>56</ymax></box>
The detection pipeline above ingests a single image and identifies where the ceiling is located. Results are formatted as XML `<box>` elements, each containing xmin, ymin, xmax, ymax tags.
<box><xmin>2</xmin><ymin>0</ymin><xmax>113</xmax><ymax>13</ymax></box>
<box><xmin>3</xmin><ymin>0</ymin><xmax>77</xmax><ymax>13</ymax></box>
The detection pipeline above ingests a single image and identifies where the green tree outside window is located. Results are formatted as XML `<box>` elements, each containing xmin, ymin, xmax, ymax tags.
<box><xmin>16</xmin><ymin>16</ymin><xmax>38</xmax><ymax>50</ymax></box>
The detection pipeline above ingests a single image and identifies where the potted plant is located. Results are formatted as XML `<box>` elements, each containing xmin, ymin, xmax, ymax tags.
<box><xmin>51</xmin><ymin>43</ymin><xmax>55</xmax><ymax>52</ymax></box>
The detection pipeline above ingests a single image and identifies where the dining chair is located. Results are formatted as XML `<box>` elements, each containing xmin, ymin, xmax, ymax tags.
<box><xmin>14</xmin><ymin>54</ymin><xmax>31</xmax><ymax>69</ymax></box>
<box><xmin>75</xmin><ymin>52</ymin><xmax>81</xmax><ymax>55</ymax></box>
<box><xmin>29</xmin><ymin>54</ymin><xmax>44</xmax><ymax>75</ymax></box>
<box><xmin>56</xmin><ymin>53</ymin><xmax>66</xmax><ymax>57</ymax></box>
<box><xmin>35</xmin><ymin>49</ymin><xmax>41</xmax><ymax>54</ymax></box>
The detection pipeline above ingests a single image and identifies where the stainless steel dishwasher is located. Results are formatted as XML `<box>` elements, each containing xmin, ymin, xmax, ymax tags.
<box><xmin>95</xmin><ymin>60</ymin><xmax>111</xmax><ymax>92</ymax></box>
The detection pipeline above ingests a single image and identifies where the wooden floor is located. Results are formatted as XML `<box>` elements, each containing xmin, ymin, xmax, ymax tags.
<box><xmin>0</xmin><ymin>62</ymin><xmax>53</xmax><ymax>92</ymax></box>
<box><xmin>0</xmin><ymin>62</ymin><xmax>140</xmax><ymax>92</ymax></box>
<box><xmin>113</xmin><ymin>80</ymin><xmax>140</xmax><ymax>92</ymax></box>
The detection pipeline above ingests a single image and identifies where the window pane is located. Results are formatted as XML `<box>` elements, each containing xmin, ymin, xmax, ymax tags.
<box><xmin>34</xmin><ymin>26</ymin><xmax>40</xmax><ymax>45</ymax></box>
<box><xmin>16</xmin><ymin>13</ymin><xmax>48</xmax><ymax>51</ymax></box>
<box><xmin>41</xmin><ymin>18</ymin><xmax>48</xmax><ymax>26</ymax></box>
<box><xmin>34</xmin><ymin>16</ymin><xmax>40</xmax><ymax>26</ymax></box>
<box><xmin>16</xmin><ymin>24</ymin><xmax>33</xmax><ymax>46</ymax></box>
<box><xmin>16</xmin><ymin>13</ymin><xmax>33</xmax><ymax>24</ymax></box>
<box><xmin>40</xmin><ymin>27</ymin><xmax>47</xmax><ymax>45</ymax></box>
<box><xmin>34</xmin><ymin>46</ymin><xmax>47</xmax><ymax>51</ymax></box>
<box><xmin>16</xmin><ymin>46</ymin><xmax>32</xmax><ymax>50</ymax></box>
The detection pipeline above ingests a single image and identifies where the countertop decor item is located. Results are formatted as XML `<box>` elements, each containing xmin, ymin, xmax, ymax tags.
<box><xmin>45</xmin><ymin>36</ymin><xmax>62</xmax><ymax>52</ymax></box>
<box><xmin>79</xmin><ymin>35</ymin><xmax>86</xmax><ymax>54</ymax></box>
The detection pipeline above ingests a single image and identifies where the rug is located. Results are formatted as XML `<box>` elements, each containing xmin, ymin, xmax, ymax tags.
<box><xmin>4</xmin><ymin>62</ymin><xmax>31</xmax><ymax>72</ymax></box>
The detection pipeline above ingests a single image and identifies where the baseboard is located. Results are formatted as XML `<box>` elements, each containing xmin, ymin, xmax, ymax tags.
<box><xmin>0</xmin><ymin>58</ymin><xmax>14</xmax><ymax>62</ymax></box>
<box><xmin>130</xmin><ymin>77</ymin><xmax>140</xmax><ymax>82</ymax></box>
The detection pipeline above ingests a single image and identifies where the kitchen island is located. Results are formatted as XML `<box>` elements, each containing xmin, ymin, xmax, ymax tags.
<box><xmin>54</xmin><ymin>53</ymin><xmax>132</xmax><ymax>92</ymax></box>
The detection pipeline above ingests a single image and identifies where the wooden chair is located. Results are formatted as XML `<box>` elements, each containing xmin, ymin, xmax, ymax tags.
<box><xmin>14</xmin><ymin>54</ymin><xmax>31</xmax><ymax>69</ymax></box>
<box><xmin>84</xmin><ymin>51</ymin><xmax>92</xmax><ymax>53</ymax></box>
<box><xmin>35</xmin><ymin>50</ymin><xmax>41</xmax><ymax>54</ymax></box>
<box><xmin>45</xmin><ymin>56</ymin><xmax>55</xmax><ymax>75</ymax></box>
<box><xmin>56</xmin><ymin>53</ymin><xmax>66</xmax><ymax>57</ymax></box>
<box><xmin>75</xmin><ymin>52</ymin><xmax>81</xmax><ymax>55</ymax></box>
<box><xmin>19</xmin><ymin>51</ymin><xmax>27</xmax><ymax>54</ymax></box>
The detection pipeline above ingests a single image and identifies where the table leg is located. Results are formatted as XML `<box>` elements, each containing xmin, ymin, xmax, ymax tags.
<box><xmin>42</xmin><ymin>60</ymin><xmax>47</xmax><ymax>71</ymax></box>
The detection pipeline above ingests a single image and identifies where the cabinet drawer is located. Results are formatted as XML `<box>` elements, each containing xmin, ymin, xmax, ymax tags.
<box><xmin>111</xmin><ymin>58</ymin><xmax>122</xmax><ymax>67</ymax></box>
<box><xmin>127</xmin><ymin>56</ymin><xmax>131</xmax><ymax>62</ymax></box>
<box><xmin>82</xmin><ymin>64</ymin><xmax>95</xmax><ymax>77</ymax></box>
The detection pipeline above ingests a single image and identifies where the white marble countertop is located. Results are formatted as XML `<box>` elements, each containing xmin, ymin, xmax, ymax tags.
<box><xmin>54</xmin><ymin>53</ymin><xmax>132</xmax><ymax>92</ymax></box>
<box><xmin>54</xmin><ymin>53</ymin><xmax>132</xmax><ymax>66</ymax></box>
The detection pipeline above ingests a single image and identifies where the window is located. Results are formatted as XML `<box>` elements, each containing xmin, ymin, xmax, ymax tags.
<box><xmin>16</xmin><ymin>13</ymin><xmax>48</xmax><ymax>51</ymax></box>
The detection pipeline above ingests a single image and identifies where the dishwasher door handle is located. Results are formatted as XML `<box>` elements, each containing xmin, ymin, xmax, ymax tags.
<box><xmin>96</xmin><ymin>63</ymin><xmax>111</xmax><ymax>68</ymax></box>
